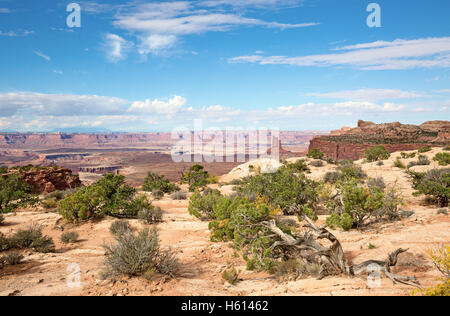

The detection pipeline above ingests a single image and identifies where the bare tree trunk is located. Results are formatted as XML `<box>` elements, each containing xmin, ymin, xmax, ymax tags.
<box><xmin>264</xmin><ymin>215</ymin><xmax>421</xmax><ymax>288</ymax></box>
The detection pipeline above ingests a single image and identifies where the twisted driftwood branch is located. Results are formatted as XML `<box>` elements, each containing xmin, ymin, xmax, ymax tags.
<box><xmin>263</xmin><ymin>214</ymin><xmax>421</xmax><ymax>288</ymax></box>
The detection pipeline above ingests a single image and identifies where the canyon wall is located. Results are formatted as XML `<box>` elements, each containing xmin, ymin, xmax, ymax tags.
<box><xmin>308</xmin><ymin>120</ymin><xmax>450</xmax><ymax>160</ymax></box>
<box><xmin>0</xmin><ymin>131</ymin><xmax>325</xmax><ymax>151</ymax></box>
<box><xmin>0</xmin><ymin>133</ymin><xmax>175</xmax><ymax>149</ymax></box>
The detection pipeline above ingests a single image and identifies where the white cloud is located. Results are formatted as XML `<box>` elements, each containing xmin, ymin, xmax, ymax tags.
<box><xmin>0</xmin><ymin>30</ymin><xmax>34</xmax><ymax>37</ymax></box>
<box><xmin>34</xmin><ymin>50</ymin><xmax>51</xmax><ymax>61</ymax></box>
<box><xmin>114</xmin><ymin>9</ymin><xmax>315</xmax><ymax>35</ymax></box>
<box><xmin>1</xmin><ymin>90</ymin><xmax>445</xmax><ymax>131</ymax></box>
<box><xmin>0</xmin><ymin>8</ymin><xmax>10</xmax><ymax>13</ymax></box>
<box><xmin>200</xmin><ymin>0</ymin><xmax>304</xmax><ymax>8</ymax></box>
<box><xmin>229</xmin><ymin>37</ymin><xmax>450</xmax><ymax>70</ymax></box>
<box><xmin>103</xmin><ymin>33</ymin><xmax>134</xmax><ymax>63</ymax></box>
<box><xmin>138</xmin><ymin>34</ymin><xmax>178</xmax><ymax>56</ymax></box>
<box><xmin>128</xmin><ymin>95</ymin><xmax>187</xmax><ymax>117</ymax></box>
<box><xmin>307</xmin><ymin>89</ymin><xmax>425</xmax><ymax>102</ymax></box>
<box><xmin>0</xmin><ymin>92</ymin><xmax>129</xmax><ymax>117</ymax></box>
<box><xmin>108</xmin><ymin>1</ymin><xmax>317</xmax><ymax>58</ymax></box>
<box><xmin>52</xmin><ymin>70</ymin><xmax>63</xmax><ymax>75</ymax></box>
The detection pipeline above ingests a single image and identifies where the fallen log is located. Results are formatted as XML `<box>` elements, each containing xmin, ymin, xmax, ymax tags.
<box><xmin>263</xmin><ymin>213</ymin><xmax>421</xmax><ymax>288</ymax></box>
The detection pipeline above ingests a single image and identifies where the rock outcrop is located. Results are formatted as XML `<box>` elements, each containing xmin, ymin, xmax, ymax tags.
<box><xmin>4</xmin><ymin>167</ymin><xmax>82</xmax><ymax>194</ymax></box>
<box><xmin>308</xmin><ymin>120</ymin><xmax>450</xmax><ymax>160</ymax></box>
<box><xmin>78</xmin><ymin>166</ymin><xmax>121</xmax><ymax>174</ymax></box>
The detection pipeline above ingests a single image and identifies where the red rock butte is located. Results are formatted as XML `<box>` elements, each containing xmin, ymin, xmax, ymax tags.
<box><xmin>308</xmin><ymin>120</ymin><xmax>450</xmax><ymax>160</ymax></box>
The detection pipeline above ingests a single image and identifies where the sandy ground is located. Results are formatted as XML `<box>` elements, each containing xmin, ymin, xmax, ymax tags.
<box><xmin>0</xmin><ymin>148</ymin><xmax>449</xmax><ymax>296</ymax></box>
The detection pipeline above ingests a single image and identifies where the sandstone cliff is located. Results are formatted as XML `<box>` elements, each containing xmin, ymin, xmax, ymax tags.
<box><xmin>308</xmin><ymin>120</ymin><xmax>450</xmax><ymax>160</ymax></box>
<box><xmin>3</xmin><ymin>166</ymin><xmax>82</xmax><ymax>194</ymax></box>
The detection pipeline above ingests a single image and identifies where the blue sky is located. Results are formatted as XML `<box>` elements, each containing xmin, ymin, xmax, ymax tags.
<box><xmin>0</xmin><ymin>0</ymin><xmax>449</xmax><ymax>132</ymax></box>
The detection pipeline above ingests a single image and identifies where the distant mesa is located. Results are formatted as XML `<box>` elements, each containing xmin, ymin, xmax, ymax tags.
<box><xmin>309</xmin><ymin>120</ymin><xmax>450</xmax><ymax>160</ymax></box>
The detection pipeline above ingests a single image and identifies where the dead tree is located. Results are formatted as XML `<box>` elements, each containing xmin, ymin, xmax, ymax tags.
<box><xmin>262</xmin><ymin>215</ymin><xmax>421</xmax><ymax>288</ymax></box>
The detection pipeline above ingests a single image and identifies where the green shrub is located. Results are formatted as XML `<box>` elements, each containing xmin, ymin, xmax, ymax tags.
<box><xmin>408</xmin><ymin>155</ymin><xmax>431</xmax><ymax>168</ymax></box>
<box><xmin>170</xmin><ymin>191</ymin><xmax>187</xmax><ymax>200</ymax></box>
<box><xmin>138</xmin><ymin>206</ymin><xmax>163</xmax><ymax>224</ymax></box>
<box><xmin>326</xmin><ymin>213</ymin><xmax>354</xmax><ymax>231</ymax></box>
<box><xmin>9</xmin><ymin>225</ymin><xmax>43</xmax><ymax>249</ymax></box>
<box><xmin>188</xmin><ymin>189</ymin><xmax>224</xmax><ymax>220</ymax></box>
<box><xmin>208</xmin><ymin>196</ymin><xmax>248</xmax><ymax>242</ymax></box>
<box><xmin>189</xmin><ymin>190</ymin><xmax>319</xmax><ymax>273</ymax></box>
<box><xmin>30</xmin><ymin>236</ymin><xmax>55</xmax><ymax>253</ymax></box>
<box><xmin>102</xmin><ymin>227</ymin><xmax>178</xmax><ymax>278</ymax></box>
<box><xmin>125</xmin><ymin>194</ymin><xmax>155</xmax><ymax>218</ymax></box>
<box><xmin>7</xmin><ymin>225</ymin><xmax>55</xmax><ymax>253</ymax></box>
<box><xmin>410</xmin><ymin>169</ymin><xmax>450</xmax><ymax>207</ymax></box>
<box><xmin>393</xmin><ymin>158</ymin><xmax>406</xmax><ymax>169</ymax></box>
<box><xmin>41</xmin><ymin>197</ymin><xmax>58</xmax><ymax>209</ymax></box>
<box><xmin>0</xmin><ymin>232</ymin><xmax>9</xmax><ymax>251</ymax></box>
<box><xmin>337</xmin><ymin>160</ymin><xmax>354</xmax><ymax>166</ymax></box>
<box><xmin>310</xmin><ymin>160</ymin><xmax>324</xmax><ymax>167</ymax></box>
<box><xmin>0</xmin><ymin>213</ymin><xmax>4</xmax><ymax>225</ymax></box>
<box><xmin>367</xmin><ymin>177</ymin><xmax>386</xmax><ymax>190</ymax></box>
<box><xmin>0</xmin><ymin>167</ymin><xmax>8</xmax><ymax>174</ymax></box>
<box><xmin>61</xmin><ymin>231</ymin><xmax>79</xmax><ymax>244</ymax></box>
<box><xmin>0</xmin><ymin>174</ymin><xmax>38</xmax><ymax>213</ymax></box>
<box><xmin>323</xmin><ymin>171</ymin><xmax>341</xmax><ymax>184</ymax></box>
<box><xmin>189</xmin><ymin>188</ymin><xmax>307</xmax><ymax>272</ymax></box>
<box><xmin>285</xmin><ymin>159</ymin><xmax>309</xmax><ymax>173</ymax></box>
<box><xmin>433</xmin><ymin>153</ymin><xmax>450</xmax><ymax>166</ymax></box>
<box><xmin>444</xmin><ymin>146</ymin><xmax>450</xmax><ymax>151</ymax></box>
<box><xmin>142</xmin><ymin>172</ymin><xmax>179</xmax><ymax>194</ymax></box>
<box><xmin>365</xmin><ymin>145</ymin><xmax>390</xmax><ymax>162</ymax></box>
<box><xmin>339</xmin><ymin>165</ymin><xmax>367</xmax><ymax>180</ymax></box>
<box><xmin>109</xmin><ymin>220</ymin><xmax>132</xmax><ymax>238</ymax></box>
<box><xmin>182</xmin><ymin>165</ymin><xmax>211</xmax><ymax>192</ymax></box>
<box><xmin>46</xmin><ymin>189</ymin><xmax>78</xmax><ymax>201</ymax></box>
<box><xmin>418</xmin><ymin>146</ymin><xmax>432</xmax><ymax>153</ymax></box>
<box><xmin>222</xmin><ymin>267</ymin><xmax>240</xmax><ymax>285</ymax></box>
<box><xmin>325</xmin><ymin>180</ymin><xmax>401</xmax><ymax>230</ymax></box>
<box><xmin>58</xmin><ymin>173</ymin><xmax>142</xmax><ymax>222</ymax></box>
<box><xmin>151</xmin><ymin>189</ymin><xmax>164</xmax><ymax>200</ymax></box>
<box><xmin>307</xmin><ymin>148</ymin><xmax>324</xmax><ymax>160</ymax></box>
<box><xmin>234</xmin><ymin>166</ymin><xmax>318</xmax><ymax>215</ymax></box>
<box><xmin>1</xmin><ymin>252</ymin><xmax>24</xmax><ymax>265</ymax></box>
<box><xmin>229</xmin><ymin>179</ymin><xmax>243</xmax><ymax>186</ymax></box>
<box><xmin>324</xmin><ymin>165</ymin><xmax>367</xmax><ymax>184</ymax></box>
<box><xmin>400</xmin><ymin>152</ymin><xmax>416</xmax><ymax>159</ymax></box>
<box><xmin>231</xmin><ymin>199</ymin><xmax>300</xmax><ymax>272</ymax></box>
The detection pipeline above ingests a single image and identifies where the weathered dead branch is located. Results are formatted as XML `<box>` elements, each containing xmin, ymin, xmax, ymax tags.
<box><xmin>263</xmin><ymin>214</ymin><xmax>421</xmax><ymax>288</ymax></box>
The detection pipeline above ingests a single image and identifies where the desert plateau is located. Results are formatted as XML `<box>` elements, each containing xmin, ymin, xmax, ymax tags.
<box><xmin>0</xmin><ymin>120</ymin><xmax>449</xmax><ymax>297</ymax></box>
<box><xmin>1</xmin><ymin>0</ymin><xmax>450</xmax><ymax>301</ymax></box>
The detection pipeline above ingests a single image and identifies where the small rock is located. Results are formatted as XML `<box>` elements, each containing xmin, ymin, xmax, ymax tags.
<box><xmin>437</xmin><ymin>209</ymin><xmax>448</xmax><ymax>215</ymax></box>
